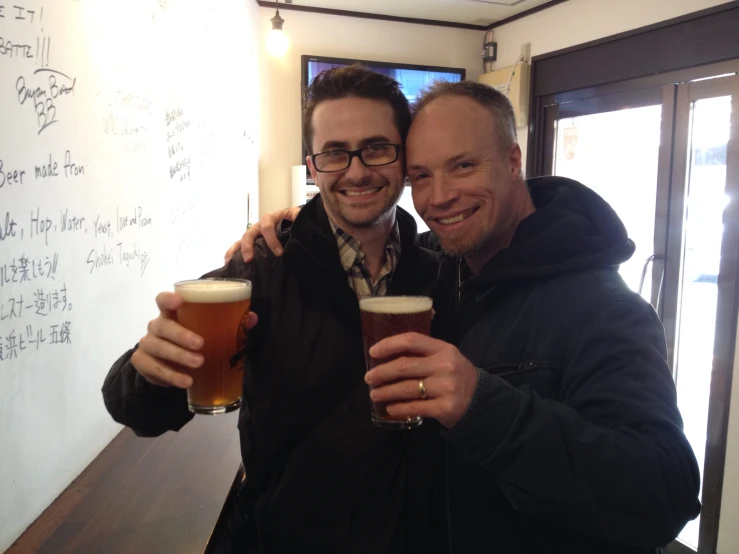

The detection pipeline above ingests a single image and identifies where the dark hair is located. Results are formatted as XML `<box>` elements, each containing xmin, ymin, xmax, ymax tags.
<box><xmin>413</xmin><ymin>80</ymin><xmax>518</xmax><ymax>156</ymax></box>
<box><xmin>302</xmin><ymin>65</ymin><xmax>411</xmax><ymax>155</ymax></box>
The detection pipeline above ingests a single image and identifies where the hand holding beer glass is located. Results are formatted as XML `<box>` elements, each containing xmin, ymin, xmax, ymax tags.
<box><xmin>359</xmin><ymin>296</ymin><xmax>433</xmax><ymax>429</ymax></box>
<box><xmin>130</xmin><ymin>278</ymin><xmax>253</xmax><ymax>415</ymax></box>
<box><xmin>174</xmin><ymin>279</ymin><xmax>252</xmax><ymax>414</ymax></box>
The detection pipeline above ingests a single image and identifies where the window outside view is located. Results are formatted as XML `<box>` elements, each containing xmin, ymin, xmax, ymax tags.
<box><xmin>554</xmin><ymin>105</ymin><xmax>662</xmax><ymax>301</ymax></box>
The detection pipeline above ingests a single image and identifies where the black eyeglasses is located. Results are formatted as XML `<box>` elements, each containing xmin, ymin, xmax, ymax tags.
<box><xmin>311</xmin><ymin>143</ymin><xmax>402</xmax><ymax>173</ymax></box>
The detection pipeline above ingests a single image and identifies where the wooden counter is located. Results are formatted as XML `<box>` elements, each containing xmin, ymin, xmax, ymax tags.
<box><xmin>8</xmin><ymin>411</ymin><xmax>242</xmax><ymax>554</ymax></box>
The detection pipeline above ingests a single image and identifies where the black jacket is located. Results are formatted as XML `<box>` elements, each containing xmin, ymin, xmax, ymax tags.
<box><xmin>433</xmin><ymin>176</ymin><xmax>701</xmax><ymax>554</ymax></box>
<box><xmin>102</xmin><ymin>196</ymin><xmax>448</xmax><ymax>554</ymax></box>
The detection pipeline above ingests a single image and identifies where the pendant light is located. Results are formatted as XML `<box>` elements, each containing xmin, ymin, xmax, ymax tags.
<box><xmin>267</xmin><ymin>0</ymin><xmax>289</xmax><ymax>57</ymax></box>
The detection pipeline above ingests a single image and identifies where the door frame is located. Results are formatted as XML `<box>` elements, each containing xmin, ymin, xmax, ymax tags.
<box><xmin>528</xmin><ymin>0</ymin><xmax>739</xmax><ymax>179</ymax></box>
<box><xmin>661</xmin><ymin>74</ymin><xmax>739</xmax><ymax>554</ymax></box>
<box><xmin>695</xmin><ymin>74</ymin><xmax>739</xmax><ymax>554</ymax></box>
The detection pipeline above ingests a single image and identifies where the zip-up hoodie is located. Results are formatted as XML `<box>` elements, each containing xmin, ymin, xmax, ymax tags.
<box><xmin>431</xmin><ymin>176</ymin><xmax>700</xmax><ymax>554</ymax></box>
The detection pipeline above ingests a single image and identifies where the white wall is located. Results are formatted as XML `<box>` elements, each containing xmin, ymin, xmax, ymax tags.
<box><xmin>490</xmin><ymin>0</ymin><xmax>733</xmax><ymax>161</ymax></box>
<box><xmin>257</xmin><ymin>9</ymin><xmax>482</xmax><ymax>215</ymax></box>
<box><xmin>0</xmin><ymin>0</ymin><xmax>260</xmax><ymax>550</ymax></box>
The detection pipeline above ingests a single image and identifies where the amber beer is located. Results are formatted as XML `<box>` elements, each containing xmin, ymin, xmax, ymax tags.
<box><xmin>174</xmin><ymin>278</ymin><xmax>252</xmax><ymax>414</ymax></box>
<box><xmin>359</xmin><ymin>296</ymin><xmax>433</xmax><ymax>429</ymax></box>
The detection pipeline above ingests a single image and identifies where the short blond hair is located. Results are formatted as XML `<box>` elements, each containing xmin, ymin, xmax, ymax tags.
<box><xmin>413</xmin><ymin>80</ymin><xmax>518</xmax><ymax>156</ymax></box>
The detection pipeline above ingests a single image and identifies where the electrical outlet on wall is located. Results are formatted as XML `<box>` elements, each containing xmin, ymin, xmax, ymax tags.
<box><xmin>521</xmin><ymin>43</ymin><xmax>531</xmax><ymax>63</ymax></box>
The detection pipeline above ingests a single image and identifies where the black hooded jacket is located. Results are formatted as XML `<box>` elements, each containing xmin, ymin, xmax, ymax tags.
<box><xmin>431</xmin><ymin>176</ymin><xmax>701</xmax><ymax>554</ymax></box>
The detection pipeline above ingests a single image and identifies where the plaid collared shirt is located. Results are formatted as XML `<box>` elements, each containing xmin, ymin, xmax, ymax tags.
<box><xmin>329</xmin><ymin>220</ymin><xmax>401</xmax><ymax>298</ymax></box>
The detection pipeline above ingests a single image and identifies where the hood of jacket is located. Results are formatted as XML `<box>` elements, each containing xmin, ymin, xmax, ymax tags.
<box><xmin>460</xmin><ymin>176</ymin><xmax>635</xmax><ymax>288</ymax></box>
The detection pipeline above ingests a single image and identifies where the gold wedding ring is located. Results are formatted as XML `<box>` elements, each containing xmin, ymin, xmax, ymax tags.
<box><xmin>418</xmin><ymin>379</ymin><xmax>427</xmax><ymax>400</ymax></box>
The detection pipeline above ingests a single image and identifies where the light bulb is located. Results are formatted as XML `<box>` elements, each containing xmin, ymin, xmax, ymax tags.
<box><xmin>267</xmin><ymin>29</ymin><xmax>288</xmax><ymax>57</ymax></box>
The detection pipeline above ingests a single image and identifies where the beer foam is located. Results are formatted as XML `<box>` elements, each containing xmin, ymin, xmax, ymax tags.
<box><xmin>359</xmin><ymin>296</ymin><xmax>432</xmax><ymax>314</ymax></box>
<box><xmin>175</xmin><ymin>279</ymin><xmax>252</xmax><ymax>303</ymax></box>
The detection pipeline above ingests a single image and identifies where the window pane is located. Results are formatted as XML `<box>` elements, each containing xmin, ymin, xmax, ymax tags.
<box><xmin>675</xmin><ymin>95</ymin><xmax>732</xmax><ymax>549</ymax></box>
<box><xmin>553</xmin><ymin>105</ymin><xmax>662</xmax><ymax>301</ymax></box>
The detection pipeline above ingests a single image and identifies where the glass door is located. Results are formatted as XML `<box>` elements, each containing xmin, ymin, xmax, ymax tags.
<box><xmin>551</xmin><ymin>86</ymin><xmax>669</xmax><ymax>306</ymax></box>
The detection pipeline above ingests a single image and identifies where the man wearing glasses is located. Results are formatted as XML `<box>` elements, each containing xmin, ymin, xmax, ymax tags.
<box><xmin>102</xmin><ymin>66</ymin><xmax>446</xmax><ymax>554</ymax></box>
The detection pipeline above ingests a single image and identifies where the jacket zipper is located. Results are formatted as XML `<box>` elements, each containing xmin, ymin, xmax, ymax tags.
<box><xmin>446</xmin><ymin>258</ymin><xmax>462</xmax><ymax>554</ymax></box>
<box><xmin>518</xmin><ymin>361</ymin><xmax>548</xmax><ymax>371</ymax></box>
<box><xmin>480</xmin><ymin>360</ymin><xmax>551</xmax><ymax>373</ymax></box>
<box><xmin>456</xmin><ymin>259</ymin><xmax>476</xmax><ymax>355</ymax></box>
<box><xmin>445</xmin><ymin>441</ymin><xmax>454</xmax><ymax>554</ymax></box>
<box><xmin>457</xmin><ymin>258</ymin><xmax>462</xmax><ymax>303</ymax></box>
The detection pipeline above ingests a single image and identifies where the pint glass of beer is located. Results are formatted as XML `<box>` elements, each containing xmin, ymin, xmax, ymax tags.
<box><xmin>174</xmin><ymin>278</ymin><xmax>252</xmax><ymax>415</ymax></box>
<box><xmin>359</xmin><ymin>296</ymin><xmax>433</xmax><ymax>429</ymax></box>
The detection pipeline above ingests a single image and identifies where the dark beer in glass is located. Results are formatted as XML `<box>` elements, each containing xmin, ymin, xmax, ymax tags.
<box><xmin>359</xmin><ymin>296</ymin><xmax>433</xmax><ymax>429</ymax></box>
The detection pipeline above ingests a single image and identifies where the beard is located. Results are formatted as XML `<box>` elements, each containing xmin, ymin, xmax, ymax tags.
<box><xmin>438</xmin><ymin>236</ymin><xmax>478</xmax><ymax>257</ymax></box>
<box><xmin>436</xmin><ymin>224</ymin><xmax>486</xmax><ymax>258</ymax></box>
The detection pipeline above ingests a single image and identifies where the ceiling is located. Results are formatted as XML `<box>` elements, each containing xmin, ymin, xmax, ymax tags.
<box><xmin>271</xmin><ymin>0</ymin><xmax>560</xmax><ymax>28</ymax></box>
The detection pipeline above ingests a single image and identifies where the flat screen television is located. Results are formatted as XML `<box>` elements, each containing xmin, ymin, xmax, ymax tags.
<box><xmin>300</xmin><ymin>55</ymin><xmax>466</xmax><ymax>160</ymax></box>
<box><xmin>302</xmin><ymin>55</ymin><xmax>466</xmax><ymax>106</ymax></box>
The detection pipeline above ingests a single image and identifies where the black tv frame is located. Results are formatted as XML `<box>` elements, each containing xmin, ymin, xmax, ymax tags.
<box><xmin>299</xmin><ymin>54</ymin><xmax>467</xmax><ymax>166</ymax></box>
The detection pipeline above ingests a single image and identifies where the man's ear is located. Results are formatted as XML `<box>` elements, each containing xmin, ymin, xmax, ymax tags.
<box><xmin>306</xmin><ymin>155</ymin><xmax>319</xmax><ymax>181</ymax></box>
<box><xmin>509</xmin><ymin>143</ymin><xmax>523</xmax><ymax>180</ymax></box>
